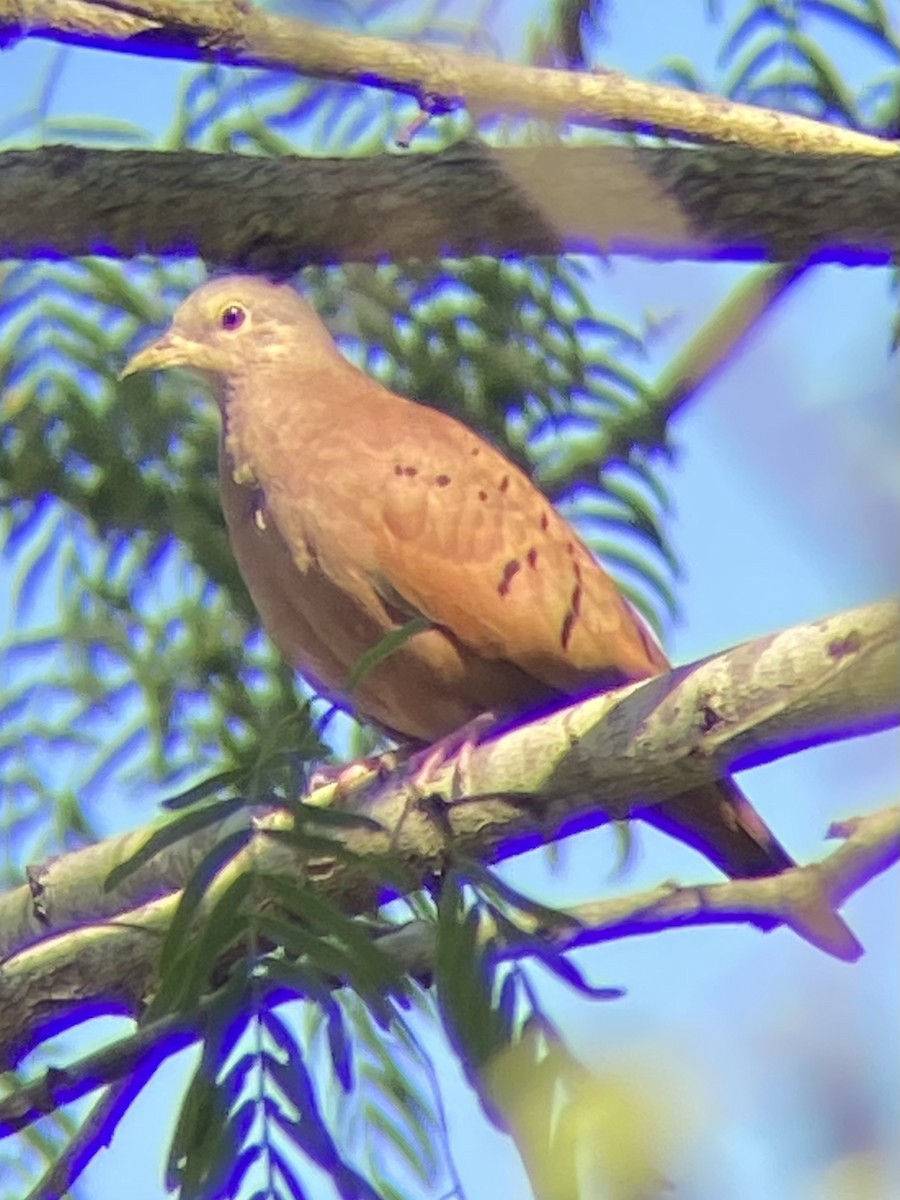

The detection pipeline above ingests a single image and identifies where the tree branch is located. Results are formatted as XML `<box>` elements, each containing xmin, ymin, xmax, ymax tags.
<box><xmin>3</xmin><ymin>0</ymin><xmax>896</xmax><ymax>155</ymax></box>
<box><xmin>1</xmin><ymin>142</ymin><xmax>897</xmax><ymax>270</ymax></box>
<box><xmin>23</xmin><ymin>1073</ymin><xmax>146</xmax><ymax>1200</ymax></box>
<box><xmin>0</xmin><ymin>599</ymin><xmax>896</xmax><ymax>1062</ymax></box>
<box><xmin>1</xmin><ymin>803</ymin><xmax>896</xmax><ymax>1139</ymax></box>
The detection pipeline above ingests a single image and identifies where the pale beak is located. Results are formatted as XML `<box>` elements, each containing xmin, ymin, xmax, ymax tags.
<box><xmin>119</xmin><ymin>331</ymin><xmax>194</xmax><ymax>380</ymax></box>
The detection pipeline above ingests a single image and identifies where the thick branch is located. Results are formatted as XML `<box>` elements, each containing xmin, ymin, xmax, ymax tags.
<box><xmin>2</xmin><ymin>0</ymin><xmax>896</xmax><ymax>155</ymax></box>
<box><xmin>1</xmin><ymin>803</ymin><xmax>896</xmax><ymax>1138</ymax></box>
<box><xmin>0</xmin><ymin>598</ymin><xmax>896</xmax><ymax>1061</ymax></box>
<box><xmin>1</xmin><ymin>143</ymin><xmax>897</xmax><ymax>269</ymax></box>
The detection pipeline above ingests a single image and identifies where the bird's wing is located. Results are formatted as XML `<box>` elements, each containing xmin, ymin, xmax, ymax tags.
<box><xmin>370</xmin><ymin>402</ymin><xmax>667</xmax><ymax>693</ymax></box>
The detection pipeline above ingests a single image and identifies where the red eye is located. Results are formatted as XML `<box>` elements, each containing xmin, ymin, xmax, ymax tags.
<box><xmin>220</xmin><ymin>304</ymin><xmax>245</xmax><ymax>331</ymax></box>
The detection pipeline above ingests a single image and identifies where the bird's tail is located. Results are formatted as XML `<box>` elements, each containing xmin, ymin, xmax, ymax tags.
<box><xmin>639</xmin><ymin>776</ymin><xmax>793</xmax><ymax>880</ymax></box>
<box><xmin>637</xmin><ymin>776</ymin><xmax>862</xmax><ymax>961</ymax></box>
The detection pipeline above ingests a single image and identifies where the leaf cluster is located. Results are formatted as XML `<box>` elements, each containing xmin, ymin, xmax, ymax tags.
<box><xmin>662</xmin><ymin>0</ymin><xmax>899</xmax><ymax>134</ymax></box>
<box><xmin>112</xmin><ymin>791</ymin><xmax>621</xmax><ymax>1199</ymax></box>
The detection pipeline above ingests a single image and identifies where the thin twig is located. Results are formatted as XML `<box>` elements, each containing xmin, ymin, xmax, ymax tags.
<box><xmin>2</xmin><ymin>0</ymin><xmax>895</xmax><ymax>153</ymax></box>
<box><xmin>25</xmin><ymin>1071</ymin><xmax>153</xmax><ymax>1200</ymax></box>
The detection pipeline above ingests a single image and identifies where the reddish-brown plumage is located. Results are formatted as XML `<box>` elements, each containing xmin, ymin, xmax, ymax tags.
<box><xmin>120</xmin><ymin>276</ymin><xmax>851</xmax><ymax>913</ymax></box>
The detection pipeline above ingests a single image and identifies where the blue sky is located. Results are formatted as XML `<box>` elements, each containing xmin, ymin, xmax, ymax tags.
<box><xmin>1</xmin><ymin>2</ymin><xmax>897</xmax><ymax>1198</ymax></box>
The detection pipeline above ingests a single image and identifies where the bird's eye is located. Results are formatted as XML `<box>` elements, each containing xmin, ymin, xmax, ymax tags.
<box><xmin>220</xmin><ymin>304</ymin><xmax>246</xmax><ymax>331</ymax></box>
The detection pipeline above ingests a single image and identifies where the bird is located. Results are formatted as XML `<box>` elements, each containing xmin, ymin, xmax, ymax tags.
<box><xmin>121</xmin><ymin>274</ymin><xmax>858</xmax><ymax>956</ymax></box>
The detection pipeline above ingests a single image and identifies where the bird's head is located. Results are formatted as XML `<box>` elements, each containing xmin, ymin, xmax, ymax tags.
<box><xmin>120</xmin><ymin>275</ymin><xmax>340</xmax><ymax>381</ymax></box>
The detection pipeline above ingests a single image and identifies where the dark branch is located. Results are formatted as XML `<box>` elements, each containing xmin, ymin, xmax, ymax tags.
<box><xmin>0</xmin><ymin>143</ymin><xmax>897</xmax><ymax>271</ymax></box>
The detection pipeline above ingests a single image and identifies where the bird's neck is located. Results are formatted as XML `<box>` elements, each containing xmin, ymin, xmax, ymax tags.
<box><xmin>218</xmin><ymin>356</ymin><xmax>368</xmax><ymax>491</ymax></box>
<box><xmin>219</xmin><ymin>376</ymin><xmax>258</xmax><ymax>488</ymax></box>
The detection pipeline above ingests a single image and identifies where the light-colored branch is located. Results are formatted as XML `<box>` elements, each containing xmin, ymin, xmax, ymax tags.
<box><xmin>0</xmin><ymin>599</ymin><xmax>896</xmax><ymax>1062</ymax></box>
<box><xmin>1</xmin><ymin>7</ymin><xmax>898</xmax><ymax>271</ymax></box>
<box><xmin>2</xmin><ymin>144</ymin><xmax>896</xmax><ymax>270</ymax></box>
<box><xmin>1</xmin><ymin>803</ymin><xmax>896</xmax><ymax>1140</ymax></box>
<box><xmin>3</xmin><ymin>0</ymin><xmax>896</xmax><ymax>156</ymax></box>
<box><xmin>536</xmin><ymin>804</ymin><xmax>900</xmax><ymax>948</ymax></box>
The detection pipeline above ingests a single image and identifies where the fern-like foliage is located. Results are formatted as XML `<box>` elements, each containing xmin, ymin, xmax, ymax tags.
<box><xmin>1</xmin><ymin>76</ymin><xmax>679</xmax><ymax>837</ymax></box>
<box><xmin>0</xmin><ymin>5</ymin><xmax>735</xmax><ymax>1190</ymax></box>
<box><xmin>117</xmin><ymin>795</ymin><xmax>621</xmax><ymax>1200</ymax></box>
<box><xmin>660</xmin><ymin>0</ymin><xmax>900</xmax><ymax>134</ymax></box>
<box><xmin>120</xmin><ymin>802</ymin><xmax>444</xmax><ymax>1199</ymax></box>
<box><xmin>0</xmin><ymin>255</ymin><xmax>309</xmax><ymax>849</ymax></box>
<box><xmin>8</xmin><ymin>0</ymin><xmax>891</xmax><ymax>1195</ymax></box>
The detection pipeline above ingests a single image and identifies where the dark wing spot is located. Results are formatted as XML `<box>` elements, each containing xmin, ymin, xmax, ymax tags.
<box><xmin>527</xmin><ymin>547</ymin><xmax>538</xmax><ymax>568</ymax></box>
<box><xmin>478</xmin><ymin>489</ymin><xmax>488</xmax><ymax>501</ymax></box>
<box><xmin>560</xmin><ymin>610</ymin><xmax>576</xmax><ymax>650</ymax></box>
<box><xmin>403</xmin><ymin>465</ymin><xmax>418</xmax><ymax>477</ymax></box>
<box><xmin>497</xmin><ymin>558</ymin><xmax>521</xmax><ymax>598</ymax></box>
<box><xmin>565</xmin><ymin>541</ymin><xmax>574</xmax><ymax>556</ymax></box>
<box><xmin>394</xmin><ymin>464</ymin><xmax>403</xmax><ymax>475</ymax></box>
<box><xmin>436</xmin><ymin>474</ymin><xmax>451</xmax><ymax>487</ymax></box>
<box><xmin>561</xmin><ymin>577</ymin><xmax>583</xmax><ymax>650</ymax></box>
<box><xmin>573</xmin><ymin>560</ymin><xmax>582</xmax><ymax>582</ymax></box>
<box><xmin>499</xmin><ymin>475</ymin><xmax>510</xmax><ymax>493</ymax></box>
<box><xmin>540</xmin><ymin>513</ymin><xmax>550</xmax><ymax>532</ymax></box>
<box><xmin>470</xmin><ymin>446</ymin><xmax>480</xmax><ymax>456</ymax></box>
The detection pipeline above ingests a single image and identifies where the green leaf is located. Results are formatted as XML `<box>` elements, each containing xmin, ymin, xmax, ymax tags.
<box><xmin>161</xmin><ymin>769</ymin><xmax>248</xmax><ymax>810</ymax></box>
<box><xmin>166</xmin><ymin>1063</ymin><xmax>221</xmax><ymax>1189</ymax></box>
<box><xmin>149</xmin><ymin>826</ymin><xmax>254</xmax><ymax>1015</ymax></box>
<box><xmin>345</xmin><ymin>616</ymin><xmax>432</xmax><ymax>695</ymax></box>
<box><xmin>286</xmin><ymin>799</ymin><xmax>387</xmax><ymax>834</ymax></box>
<box><xmin>435</xmin><ymin>878</ymin><xmax>503</xmax><ymax>1071</ymax></box>
<box><xmin>164</xmin><ymin>871</ymin><xmax>255</xmax><ymax>1010</ymax></box>
<box><xmin>104</xmin><ymin>796</ymin><xmax>248</xmax><ymax>891</ymax></box>
<box><xmin>462</xmin><ymin>857</ymin><xmax>581</xmax><ymax>932</ymax></box>
<box><xmin>262</xmin><ymin>876</ymin><xmax>402</xmax><ymax>992</ymax></box>
<box><xmin>367</xmin><ymin>1106</ymin><xmax>437</xmax><ymax>1186</ymax></box>
<box><xmin>41</xmin><ymin>115</ymin><xmax>151</xmax><ymax>142</ymax></box>
<box><xmin>268</xmin><ymin>1146</ymin><xmax>308</xmax><ymax>1200</ymax></box>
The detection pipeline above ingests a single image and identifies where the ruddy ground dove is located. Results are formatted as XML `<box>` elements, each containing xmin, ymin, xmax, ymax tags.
<box><xmin>121</xmin><ymin>275</ymin><xmax>858</xmax><ymax>955</ymax></box>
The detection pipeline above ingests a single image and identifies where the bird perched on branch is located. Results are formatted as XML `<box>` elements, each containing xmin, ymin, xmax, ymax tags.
<box><xmin>122</xmin><ymin>274</ymin><xmax>858</xmax><ymax>956</ymax></box>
